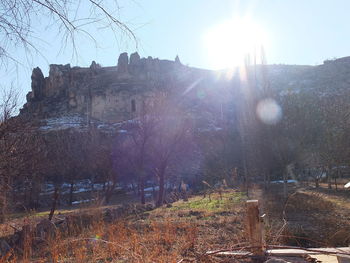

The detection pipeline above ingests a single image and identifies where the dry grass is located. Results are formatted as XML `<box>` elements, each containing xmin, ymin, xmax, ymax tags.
<box><xmin>33</xmin><ymin>220</ymin><xmax>197</xmax><ymax>262</ymax></box>
<box><xmin>264</xmin><ymin>185</ymin><xmax>350</xmax><ymax>247</ymax></box>
<box><xmin>1</xmin><ymin>190</ymin><xmax>249</xmax><ymax>263</ymax></box>
<box><xmin>3</xmin><ymin>186</ymin><xmax>350</xmax><ymax>262</ymax></box>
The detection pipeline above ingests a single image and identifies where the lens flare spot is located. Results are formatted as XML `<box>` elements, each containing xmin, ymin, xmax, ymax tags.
<box><xmin>256</xmin><ymin>99</ymin><xmax>282</xmax><ymax>125</ymax></box>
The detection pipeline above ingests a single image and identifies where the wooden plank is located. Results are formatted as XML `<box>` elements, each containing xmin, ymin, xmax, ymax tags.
<box><xmin>206</xmin><ymin>251</ymin><xmax>253</xmax><ymax>256</ymax></box>
<box><xmin>207</xmin><ymin>247</ymin><xmax>350</xmax><ymax>258</ymax></box>
<box><xmin>267</xmin><ymin>247</ymin><xmax>350</xmax><ymax>256</ymax></box>
<box><xmin>246</xmin><ymin>200</ymin><xmax>264</xmax><ymax>256</ymax></box>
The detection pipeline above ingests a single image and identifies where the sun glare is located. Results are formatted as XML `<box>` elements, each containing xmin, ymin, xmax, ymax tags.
<box><xmin>203</xmin><ymin>17</ymin><xmax>268</xmax><ymax>69</ymax></box>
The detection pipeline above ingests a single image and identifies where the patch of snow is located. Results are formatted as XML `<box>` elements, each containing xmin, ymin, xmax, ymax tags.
<box><xmin>40</xmin><ymin>180</ymin><xmax>124</xmax><ymax>196</ymax></box>
<box><xmin>39</xmin><ymin>115</ymin><xmax>85</xmax><ymax>131</ymax></box>
<box><xmin>270</xmin><ymin>179</ymin><xmax>297</xmax><ymax>184</ymax></box>
<box><xmin>344</xmin><ymin>182</ymin><xmax>350</xmax><ymax>188</ymax></box>
<box><xmin>97</xmin><ymin>124</ymin><xmax>108</xmax><ymax>129</ymax></box>
<box><xmin>74</xmin><ymin>187</ymin><xmax>90</xmax><ymax>193</ymax></box>
<box><xmin>72</xmin><ymin>199</ymin><xmax>94</xmax><ymax>205</ymax></box>
<box><xmin>332</xmin><ymin>165</ymin><xmax>349</xmax><ymax>169</ymax></box>
<box><xmin>144</xmin><ymin>186</ymin><xmax>159</xmax><ymax>192</ymax></box>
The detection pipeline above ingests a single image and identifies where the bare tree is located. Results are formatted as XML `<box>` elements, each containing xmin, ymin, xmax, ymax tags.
<box><xmin>116</xmin><ymin>99</ymin><xmax>158</xmax><ymax>204</ymax></box>
<box><xmin>130</xmin><ymin>109</ymin><xmax>155</xmax><ymax>205</ymax></box>
<box><xmin>0</xmin><ymin>0</ymin><xmax>137</xmax><ymax>66</ymax></box>
<box><xmin>0</xmin><ymin>87</ymin><xmax>21</xmax><ymax>222</ymax></box>
<box><xmin>145</xmin><ymin>98</ymin><xmax>194</xmax><ymax>207</ymax></box>
<box><xmin>0</xmin><ymin>85</ymin><xmax>19</xmax><ymax>124</ymax></box>
<box><xmin>0</xmin><ymin>126</ymin><xmax>44</xmax><ymax>222</ymax></box>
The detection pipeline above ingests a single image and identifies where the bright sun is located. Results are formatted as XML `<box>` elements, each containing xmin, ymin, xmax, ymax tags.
<box><xmin>203</xmin><ymin>17</ymin><xmax>268</xmax><ymax>69</ymax></box>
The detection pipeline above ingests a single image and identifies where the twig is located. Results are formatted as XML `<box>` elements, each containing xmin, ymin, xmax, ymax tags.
<box><xmin>7</xmin><ymin>223</ymin><xmax>21</xmax><ymax>232</ymax></box>
<box><xmin>272</xmin><ymin>191</ymin><xmax>299</xmax><ymax>243</ymax></box>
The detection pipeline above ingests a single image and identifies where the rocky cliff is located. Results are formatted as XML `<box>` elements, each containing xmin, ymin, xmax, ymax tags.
<box><xmin>18</xmin><ymin>53</ymin><xmax>350</xmax><ymax>131</ymax></box>
<box><xmin>20</xmin><ymin>52</ymin><xmax>194</xmax><ymax>123</ymax></box>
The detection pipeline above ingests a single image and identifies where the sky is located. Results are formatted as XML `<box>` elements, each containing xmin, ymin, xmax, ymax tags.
<box><xmin>2</xmin><ymin>0</ymin><xmax>350</xmax><ymax>99</ymax></box>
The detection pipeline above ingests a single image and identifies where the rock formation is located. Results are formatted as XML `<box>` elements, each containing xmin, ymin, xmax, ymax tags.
<box><xmin>19</xmin><ymin>53</ymin><xmax>350</xmax><ymax>129</ymax></box>
<box><xmin>20</xmin><ymin>52</ymin><xmax>196</xmax><ymax>123</ymax></box>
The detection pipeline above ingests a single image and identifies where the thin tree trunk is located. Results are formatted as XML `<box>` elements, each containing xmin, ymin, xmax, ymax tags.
<box><xmin>69</xmin><ymin>182</ymin><xmax>74</xmax><ymax>206</ymax></box>
<box><xmin>263</xmin><ymin>171</ymin><xmax>270</xmax><ymax>190</ymax></box>
<box><xmin>243</xmin><ymin>158</ymin><xmax>249</xmax><ymax>197</ymax></box>
<box><xmin>48</xmin><ymin>187</ymin><xmax>59</xmax><ymax>221</ymax></box>
<box><xmin>157</xmin><ymin>166</ymin><xmax>166</xmax><ymax>207</ymax></box>
<box><xmin>334</xmin><ymin>168</ymin><xmax>338</xmax><ymax>191</ymax></box>
<box><xmin>140</xmin><ymin>177</ymin><xmax>145</xmax><ymax>205</ymax></box>
<box><xmin>90</xmin><ymin>180</ymin><xmax>95</xmax><ymax>201</ymax></box>
<box><xmin>283</xmin><ymin>170</ymin><xmax>288</xmax><ymax>199</ymax></box>
<box><xmin>0</xmin><ymin>176</ymin><xmax>9</xmax><ymax>223</ymax></box>
<box><xmin>35</xmin><ymin>189</ymin><xmax>40</xmax><ymax>210</ymax></box>
<box><xmin>105</xmin><ymin>178</ymin><xmax>117</xmax><ymax>204</ymax></box>
<box><xmin>131</xmin><ymin>181</ymin><xmax>137</xmax><ymax>195</ymax></box>
<box><xmin>157</xmin><ymin>175</ymin><xmax>165</xmax><ymax>207</ymax></box>
<box><xmin>327</xmin><ymin>166</ymin><xmax>332</xmax><ymax>189</ymax></box>
<box><xmin>335</xmin><ymin>176</ymin><xmax>338</xmax><ymax>191</ymax></box>
<box><xmin>137</xmin><ymin>179</ymin><xmax>141</xmax><ymax>196</ymax></box>
<box><xmin>28</xmin><ymin>182</ymin><xmax>33</xmax><ymax>208</ymax></box>
<box><xmin>0</xmin><ymin>189</ymin><xmax>6</xmax><ymax>223</ymax></box>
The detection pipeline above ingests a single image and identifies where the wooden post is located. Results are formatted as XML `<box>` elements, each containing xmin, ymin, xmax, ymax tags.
<box><xmin>246</xmin><ymin>200</ymin><xmax>265</xmax><ymax>260</ymax></box>
<box><xmin>21</xmin><ymin>224</ymin><xmax>32</xmax><ymax>260</ymax></box>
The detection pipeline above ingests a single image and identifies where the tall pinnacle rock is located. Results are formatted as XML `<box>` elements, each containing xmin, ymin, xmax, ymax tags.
<box><xmin>117</xmin><ymin>52</ymin><xmax>129</xmax><ymax>74</ymax></box>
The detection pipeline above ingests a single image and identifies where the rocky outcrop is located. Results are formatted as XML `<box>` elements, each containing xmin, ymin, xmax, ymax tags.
<box><xmin>130</xmin><ymin>52</ymin><xmax>140</xmax><ymax>66</ymax></box>
<box><xmin>175</xmin><ymin>55</ymin><xmax>181</xmax><ymax>64</ymax></box>
<box><xmin>117</xmin><ymin>52</ymin><xmax>129</xmax><ymax>74</ymax></box>
<box><xmin>19</xmin><ymin>53</ymin><xmax>350</xmax><ymax>126</ymax></box>
<box><xmin>31</xmin><ymin>67</ymin><xmax>45</xmax><ymax>101</ymax></box>
<box><xmin>20</xmin><ymin>53</ymin><xmax>191</xmax><ymax>123</ymax></box>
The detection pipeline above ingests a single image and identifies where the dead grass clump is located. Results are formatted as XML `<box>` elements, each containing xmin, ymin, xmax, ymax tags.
<box><xmin>284</xmin><ymin>192</ymin><xmax>335</xmax><ymax>213</ymax></box>
<box><xmin>3</xmin><ymin>218</ymin><xmax>199</xmax><ymax>262</ymax></box>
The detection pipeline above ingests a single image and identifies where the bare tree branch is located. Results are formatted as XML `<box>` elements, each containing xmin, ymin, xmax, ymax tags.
<box><xmin>0</xmin><ymin>0</ymin><xmax>137</xmax><ymax>67</ymax></box>
<box><xmin>0</xmin><ymin>84</ymin><xmax>19</xmax><ymax>123</ymax></box>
